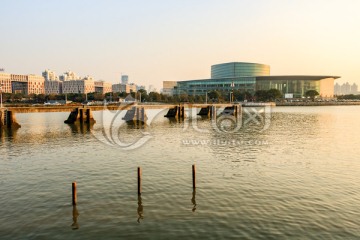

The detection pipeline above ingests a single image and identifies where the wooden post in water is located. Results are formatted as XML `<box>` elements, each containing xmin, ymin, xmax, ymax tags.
<box><xmin>72</xmin><ymin>182</ymin><xmax>77</xmax><ymax>205</ymax></box>
<box><xmin>86</xmin><ymin>109</ymin><xmax>91</xmax><ymax>123</ymax></box>
<box><xmin>137</xmin><ymin>167</ymin><xmax>142</xmax><ymax>195</ymax></box>
<box><xmin>79</xmin><ymin>109</ymin><xmax>84</xmax><ymax>123</ymax></box>
<box><xmin>178</xmin><ymin>105</ymin><xmax>181</xmax><ymax>119</ymax></box>
<box><xmin>192</xmin><ymin>164</ymin><xmax>196</xmax><ymax>189</ymax></box>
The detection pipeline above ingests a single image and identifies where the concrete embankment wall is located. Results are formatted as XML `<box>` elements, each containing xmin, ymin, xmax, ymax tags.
<box><xmin>276</xmin><ymin>101</ymin><xmax>360</xmax><ymax>106</ymax></box>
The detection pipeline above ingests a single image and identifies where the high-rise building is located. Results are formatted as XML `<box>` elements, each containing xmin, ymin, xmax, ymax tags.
<box><xmin>42</xmin><ymin>69</ymin><xmax>58</xmax><ymax>81</ymax></box>
<box><xmin>351</xmin><ymin>83</ymin><xmax>358</xmax><ymax>94</ymax></box>
<box><xmin>60</xmin><ymin>71</ymin><xmax>81</xmax><ymax>81</ymax></box>
<box><xmin>43</xmin><ymin>69</ymin><xmax>63</xmax><ymax>94</ymax></box>
<box><xmin>121</xmin><ymin>75</ymin><xmax>129</xmax><ymax>84</ymax></box>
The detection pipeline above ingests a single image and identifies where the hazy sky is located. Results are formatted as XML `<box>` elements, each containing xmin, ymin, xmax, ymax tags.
<box><xmin>1</xmin><ymin>0</ymin><xmax>359</xmax><ymax>90</ymax></box>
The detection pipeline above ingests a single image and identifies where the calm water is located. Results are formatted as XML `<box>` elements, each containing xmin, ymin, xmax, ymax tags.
<box><xmin>1</xmin><ymin>106</ymin><xmax>360</xmax><ymax>239</ymax></box>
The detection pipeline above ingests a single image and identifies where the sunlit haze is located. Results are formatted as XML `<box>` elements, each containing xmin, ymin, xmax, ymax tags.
<box><xmin>1</xmin><ymin>0</ymin><xmax>359</xmax><ymax>91</ymax></box>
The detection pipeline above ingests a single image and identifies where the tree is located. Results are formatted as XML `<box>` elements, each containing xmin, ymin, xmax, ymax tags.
<box><xmin>208</xmin><ymin>90</ymin><xmax>221</xmax><ymax>102</ymax></box>
<box><xmin>254</xmin><ymin>90</ymin><xmax>268</xmax><ymax>102</ymax></box>
<box><xmin>305</xmin><ymin>90</ymin><xmax>319</xmax><ymax>101</ymax></box>
<box><xmin>267</xmin><ymin>89</ymin><xmax>282</xmax><ymax>101</ymax></box>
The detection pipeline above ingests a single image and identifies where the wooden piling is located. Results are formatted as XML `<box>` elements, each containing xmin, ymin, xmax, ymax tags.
<box><xmin>138</xmin><ymin>167</ymin><xmax>142</xmax><ymax>195</ymax></box>
<box><xmin>176</xmin><ymin>105</ymin><xmax>181</xmax><ymax>119</ymax></box>
<box><xmin>192</xmin><ymin>164</ymin><xmax>196</xmax><ymax>189</ymax></box>
<box><xmin>86</xmin><ymin>109</ymin><xmax>91</xmax><ymax>123</ymax></box>
<box><xmin>72</xmin><ymin>182</ymin><xmax>77</xmax><ymax>205</ymax></box>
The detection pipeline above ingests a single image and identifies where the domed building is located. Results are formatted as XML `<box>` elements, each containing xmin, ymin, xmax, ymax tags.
<box><xmin>165</xmin><ymin>62</ymin><xmax>339</xmax><ymax>99</ymax></box>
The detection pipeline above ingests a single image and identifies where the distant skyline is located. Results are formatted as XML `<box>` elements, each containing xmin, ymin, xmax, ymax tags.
<box><xmin>1</xmin><ymin>0</ymin><xmax>360</xmax><ymax>91</ymax></box>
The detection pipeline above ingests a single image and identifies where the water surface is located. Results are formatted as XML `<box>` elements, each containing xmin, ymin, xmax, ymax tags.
<box><xmin>1</xmin><ymin>106</ymin><xmax>360</xmax><ymax>239</ymax></box>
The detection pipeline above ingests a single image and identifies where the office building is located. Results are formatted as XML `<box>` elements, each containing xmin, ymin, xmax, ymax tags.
<box><xmin>95</xmin><ymin>81</ymin><xmax>112</xmax><ymax>94</ymax></box>
<box><xmin>162</xmin><ymin>81</ymin><xmax>177</xmax><ymax>96</ymax></box>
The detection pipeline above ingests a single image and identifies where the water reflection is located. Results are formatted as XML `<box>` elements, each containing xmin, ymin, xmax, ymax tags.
<box><xmin>137</xmin><ymin>194</ymin><xmax>144</xmax><ymax>223</ymax></box>
<box><xmin>67</xmin><ymin>122</ymin><xmax>94</xmax><ymax>134</ymax></box>
<box><xmin>126</xmin><ymin>120</ymin><xmax>146</xmax><ymax>129</ymax></box>
<box><xmin>191</xmin><ymin>190</ymin><xmax>197</xmax><ymax>212</ymax></box>
<box><xmin>0</xmin><ymin>127</ymin><xmax>19</xmax><ymax>142</ymax></box>
<box><xmin>71</xmin><ymin>205</ymin><xmax>80</xmax><ymax>230</ymax></box>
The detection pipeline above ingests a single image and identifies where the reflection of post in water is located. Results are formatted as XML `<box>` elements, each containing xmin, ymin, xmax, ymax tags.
<box><xmin>0</xmin><ymin>127</ymin><xmax>18</xmax><ymax>142</ymax></box>
<box><xmin>71</xmin><ymin>205</ymin><xmax>80</xmax><ymax>230</ymax></box>
<box><xmin>68</xmin><ymin>122</ymin><xmax>94</xmax><ymax>134</ymax></box>
<box><xmin>137</xmin><ymin>194</ymin><xmax>144</xmax><ymax>223</ymax></box>
<box><xmin>125</xmin><ymin>120</ymin><xmax>146</xmax><ymax>129</ymax></box>
<box><xmin>191</xmin><ymin>190</ymin><xmax>197</xmax><ymax>212</ymax></box>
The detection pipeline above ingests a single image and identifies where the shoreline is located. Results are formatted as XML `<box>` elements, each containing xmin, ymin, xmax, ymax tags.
<box><xmin>275</xmin><ymin>101</ymin><xmax>360</xmax><ymax>106</ymax></box>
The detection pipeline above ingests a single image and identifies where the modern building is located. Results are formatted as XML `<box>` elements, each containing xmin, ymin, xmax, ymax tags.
<box><xmin>334</xmin><ymin>82</ymin><xmax>358</xmax><ymax>95</ymax></box>
<box><xmin>95</xmin><ymin>80</ymin><xmax>112</xmax><ymax>94</ymax></box>
<box><xmin>63</xmin><ymin>79</ymin><xmax>95</xmax><ymax>94</ymax></box>
<box><xmin>42</xmin><ymin>69</ymin><xmax>63</xmax><ymax>94</ymax></box>
<box><xmin>112</xmin><ymin>83</ymin><xmax>137</xmax><ymax>93</ymax></box>
<box><xmin>45</xmin><ymin>80</ymin><xmax>63</xmax><ymax>95</ymax></box>
<box><xmin>162</xmin><ymin>81</ymin><xmax>177</xmax><ymax>96</ymax></box>
<box><xmin>0</xmin><ymin>73</ymin><xmax>12</xmax><ymax>93</ymax></box>
<box><xmin>10</xmin><ymin>74</ymin><xmax>45</xmax><ymax>95</ymax></box>
<box><xmin>27</xmin><ymin>75</ymin><xmax>45</xmax><ymax>95</ymax></box>
<box><xmin>121</xmin><ymin>75</ymin><xmax>129</xmax><ymax>84</ymax></box>
<box><xmin>170</xmin><ymin>62</ymin><xmax>339</xmax><ymax>98</ymax></box>
<box><xmin>42</xmin><ymin>69</ymin><xmax>59</xmax><ymax>81</ymax></box>
<box><xmin>59</xmin><ymin>71</ymin><xmax>81</xmax><ymax>81</ymax></box>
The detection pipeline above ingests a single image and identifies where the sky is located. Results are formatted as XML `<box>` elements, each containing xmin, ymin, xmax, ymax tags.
<box><xmin>1</xmin><ymin>0</ymin><xmax>360</xmax><ymax>91</ymax></box>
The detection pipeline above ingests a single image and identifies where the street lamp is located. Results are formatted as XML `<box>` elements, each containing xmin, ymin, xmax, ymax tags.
<box><xmin>230</xmin><ymin>81</ymin><xmax>235</xmax><ymax>103</ymax></box>
<box><xmin>0</xmin><ymin>84</ymin><xmax>2</xmax><ymax>109</ymax></box>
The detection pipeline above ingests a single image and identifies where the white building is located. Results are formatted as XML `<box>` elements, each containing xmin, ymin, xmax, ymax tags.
<box><xmin>42</xmin><ymin>69</ymin><xmax>59</xmax><ymax>81</ymax></box>
<box><xmin>63</xmin><ymin>79</ymin><xmax>95</xmax><ymax>94</ymax></box>
<box><xmin>112</xmin><ymin>83</ymin><xmax>137</xmax><ymax>93</ymax></box>
<box><xmin>59</xmin><ymin>71</ymin><xmax>81</xmax><ymax>81</ymax></box>
<box><xmin>27</xmin><ymin>75</ymin><xmax>45</xmax><ymax>95</ymax></box>
<box><xmin>162</xmin><ymin>81</ymin><xmax>177</xmax><ymax>96</ymax></box>
<box><xmin>95</xmin><ymin>80</ymin><xmax>112</xmax><ymax>94</ymax></box>
<box><xmin>45</xmin><ymin>80</ymin><xmax>63</xmax><ymax>95</ymax></box>
<box><xmin>0</xmin><ymin>73</ymin><xmax>12</xmax><ymax>93</ymax></box>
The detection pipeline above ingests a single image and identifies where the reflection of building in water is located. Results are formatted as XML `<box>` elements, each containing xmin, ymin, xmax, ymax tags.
<box><xmin>137</xmin><ymin>195</ymin><xmax>144</xmax><ymax>223</ymax></box>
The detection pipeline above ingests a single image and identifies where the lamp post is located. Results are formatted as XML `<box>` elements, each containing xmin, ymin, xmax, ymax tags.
<box><xmin>230</xmin><ymin>81</ymin><xmax>235</xmax><ymax>103</ymax></box>
<box><xmin>0</xmin><ymin>84</ymin><xmax>3</xmax><ymax>109</ymax></box>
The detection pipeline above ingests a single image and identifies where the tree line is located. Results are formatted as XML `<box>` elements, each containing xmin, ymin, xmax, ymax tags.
<box><xmin>0</xmin><ymin>89</ymin><xmax>323</xmax><ymax>104</ymax></box>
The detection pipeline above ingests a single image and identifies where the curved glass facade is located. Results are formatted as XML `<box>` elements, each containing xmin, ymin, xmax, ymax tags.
<box><xmin>167</xmin><ymin>62</ymin><xmax>339</xmax><ymax>98</ymax></box>
<box><xmin>211</xmin><ymin>62</ymin><xmax>270</xmax><ymax>78</ymax></box>
<box><xmin>176</xmin><ymin>77</ymin><xmax>256</xmax><ymax>96</ymax></box>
